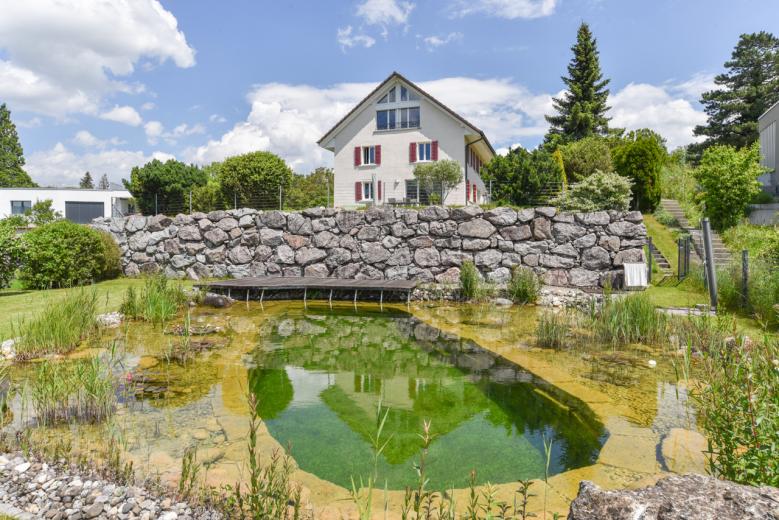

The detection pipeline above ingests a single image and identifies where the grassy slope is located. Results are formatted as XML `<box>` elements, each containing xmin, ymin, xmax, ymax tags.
<box><xmin>0</xmin><ymin>278</ymin><xmax>194</xmax><ymax>340</ymax></box>
<box><xmin>643</xmin><ymin>214</ymin><xmax>681</xmax><ymax>275</ymax></box>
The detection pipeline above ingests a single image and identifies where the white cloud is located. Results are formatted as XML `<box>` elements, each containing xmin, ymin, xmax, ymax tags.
<box><xmin>100</xmin><ymin>105</ymin><xmax>143</xmax><ymax>126</ymax></box>
<box><xmin>0</xmin><ymin>0</ymin><xmax>195</xmax><ymax>117</ymax></box>
<box><xmin>669</xmin><ymin>72</ymin><xmax>717</xmax><ymax>101</ymax></box>
<box><xmin>609</xmin><ymin>82</ymin><xmax>707</xmax><ymax>150</ymax></box>
<box><xmin>422</xmin><ymin>32</ymin><xmax>463</xmax><ymax>50</ymax></box>
<box><xmin>452</xmin><ymin>0</ymin><xmax>557</xmax><ymax>19</ymax></box>
<box><xmin>72</xmin><ymin>130</ymin><xmax>123</xmax><ymax>149</ymax></box>
<box><xmin>16</xmin><ymin>116</ymin><xmax>42</xmax><ymax>128</ymax></box>
<box><xmin>144</xmin><ymin>120</ymin><xmax>205</xmax><ymax>145</ymax></box>
<box><xmin>356</xmin><ymin>0</ymin><xmax>415</xmax><ymax>26</ymax></box>
<box><xmin>182</xmin><ymin>73</ymin><xmax>707</xmax><ymax>172</ymax></box>
<box><xmin>141</xmin><ymin>102</ymin><xmax>157</xmax><ymax>111</ymax></box>
<box><xmin>209</xmin><ymin>114</ymin><xmax>227</xmax><ymax>124</ymax></box>
<box><xmin>26</xmin><ymin>142</ymin><xmax>174</xmax><ymax>187</ymax></box>
<box><xmin>337</xmin><ymin>26</ymin><xmax>376</xmax><ymax>49</ymax></box>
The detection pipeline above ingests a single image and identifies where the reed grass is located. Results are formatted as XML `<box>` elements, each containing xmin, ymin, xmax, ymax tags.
<box><xmin>459</xmin><ymin>261</ymin><xmax>480</xmax><ymax>301</ymax></box>
<box><xmin>506</xmin><ymin>266</ymin><xmax>541</xmax><ymax>305</ymax></box>
<box><xmin>594</xmin><ymin>293</ymin><xmax>667</xmax><ymax>346</ymax></box>
<box><xmin>536</xmin><ymin>311</ymin><xmax>575</xmax><ymax>349</ymax></box>
<box><xmin>30</xmin><ymin>356</ymin><xmax>116</xmax><ymax>425</ymax></box>
<box><xmin>12</xmin><ymin>289</ymin><xmax>99</xmax><ymax>360</ymax></box>
<box><xmin>121</xmin><ymin>275</ymin><xmax>187</xmax><ymax>325</ymax></box>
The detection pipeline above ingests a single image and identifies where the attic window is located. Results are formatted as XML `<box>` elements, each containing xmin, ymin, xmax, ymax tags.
<box><xmin>378</xmin><ymin>85</ymin><xmax>419</xmax><ymax>104</ymax></box>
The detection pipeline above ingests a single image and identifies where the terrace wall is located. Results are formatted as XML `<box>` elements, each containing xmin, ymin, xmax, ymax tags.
<box><xmin>93</xmin><ymin>206</ymin><xmax>647</xmax><ymax>289</ymax></box>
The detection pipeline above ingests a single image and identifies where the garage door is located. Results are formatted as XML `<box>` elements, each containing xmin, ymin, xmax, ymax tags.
<box><xmin>65</xmin><ymin>201</ymin><xmax>105</xmax><ymax>224</ymax></box>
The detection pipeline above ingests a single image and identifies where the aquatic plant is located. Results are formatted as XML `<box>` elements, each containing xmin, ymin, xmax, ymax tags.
<box><xmin>30</xmin><ymin>356</ymin><xmax>116</xmax><ymax>425</ymax></box>
<box><xmin>536</xmin><ymin>311</ymin><xmax>574</xmax><ymax>349</ymax></box>
<box><xmin>350</xmin><ymin>399</ymin><xmax>392</xmax><ymax>520</ymax></box>
<box><xmin>178</xmin><ymin>446</ymin><xmax>200</xmax><ymax>499</ymax></box>
<box><xmin>593</xmin><ymin>293</ymin><xmax>667</xmax><ymax>346</ymax></box>
<box><xmin>692</xmin><ymin>334</ymin><xmax>779</xmax><ymax>486</ymax></box>
<box><xmin>506</xmin><ymin>266</ymin><xmax>540</xmax><ymax>305</ymax></box>
<box><xmin>459</xmin><ymin>261</ymin><xmax>480</xmax><ymax>301</ymax></box>
<box><xmin>121</xmin><ymin>275</ymin><xmax>187</xmax><ymax>325</ymax></box>
<box><xmin>12</xmin><ymin>289</ymin><xmax>99</xmax><ymax>360</ymax></box>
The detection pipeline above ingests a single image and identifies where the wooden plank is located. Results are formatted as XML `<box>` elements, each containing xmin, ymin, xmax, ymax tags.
<box><xmin>195</xmin><ymin>276</ymin><xmax>418</xmax><ymax>293</ymax></box>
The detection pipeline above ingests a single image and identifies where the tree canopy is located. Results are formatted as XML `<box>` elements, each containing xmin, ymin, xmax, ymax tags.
<box><xmin>559</xmin><ymin>136</ymin><xmax>613</xmax><ymax>182</ymax></box>
<box><xmin>612</xmin><ymin>129</ymin><xmax>667</xmax><ymax>212</ymax></box>
<box><xmin>0</xmin><ymin>103</ymin><xmax>36</xmax><ymax>188</ymax></box>
<box><xmin>286</xmin><ymin>167</ymin><xmax>334</xmax><ymax>209</ymax></box>
<box><xmin>80</xmin><ymin>171</ymin><xmax>94</xmax><ymax>189</ymax></box>
<box><xmin>98</xmin><ymin>174</ymin><xmax>110</xmax><ymax>190</ymax></box>
<box><xmin>217</xmin><ymin>151</ymin><xmax>293</xmax><ymax>209</ymax></box>
<box><xmin>545</xmin><ymin>22</ymin><xmax>611</xmax><ymax>144</ymax></box>
<box><xmin>123</xmin><ymin>159</ymin><xmax>207</xmax><ymax>215</ymax></box>
<box><xmin>412</xmin><ymin>159</ymin><xmax>463</xmax><ymax>204</ymax></box>
<box><xmin>692</xmin><ymin>31</ymin><xmax>779</xmax><ymax>154</ymax></box>
<box><xmin>481</xmin><ymin>147</ymin><xmax>564</xmax><ymax>206</ymax></box>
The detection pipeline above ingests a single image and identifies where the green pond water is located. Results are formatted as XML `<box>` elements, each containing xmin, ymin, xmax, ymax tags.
<box><xmin>7</xmin><ymin>301</ymin><xmax>698</xmax><ymax>494</ymax></box>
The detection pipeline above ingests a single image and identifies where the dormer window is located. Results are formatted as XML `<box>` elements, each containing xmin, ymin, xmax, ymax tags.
<box><xmin>378</xmin><ymin>85</ymin><xmax>418</xmax><ymax>104</ymax></box>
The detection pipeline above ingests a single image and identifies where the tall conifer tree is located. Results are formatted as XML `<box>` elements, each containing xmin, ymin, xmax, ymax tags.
<box><xmin>692</xmin><ymin>31</ymin><xmax>779</xmax><ymax>152</ymax></box>
<box><xmin>545</xmin><ymin>23</ymin><xmax>611</xmax><ymax>143</ymax></box>
<box><xmin>0</xmin><ymin>103</ymin><xmax>36</xmax><ymax>187</ymax></box>
<box><xmin>80</xmin><ymin>171</ymin><xmax>94</xmax><ymax>189</ymax></box>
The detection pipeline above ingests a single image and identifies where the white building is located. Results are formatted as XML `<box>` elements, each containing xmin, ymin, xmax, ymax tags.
<box><xmin>0</xmin><ymin>187</ymin><xmax>133</xmax><ymax>223</ymax></box>
<box><xmin>759</xmin><ymin>99</ymin><xmax>779</xmax><ymax>195</ymax></box>
<box><xmin>318</xmin><ymin>72</ymin><xmax>495</xmax><ymax>208</ymax></box>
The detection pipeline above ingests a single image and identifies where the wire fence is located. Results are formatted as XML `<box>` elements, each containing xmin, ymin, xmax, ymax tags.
<box><xmin>484</xmin><ymin>180</ymin><xmax>564</xmax><ymax>207</ymax></box>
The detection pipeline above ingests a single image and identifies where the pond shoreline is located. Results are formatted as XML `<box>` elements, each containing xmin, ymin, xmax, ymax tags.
<box><xmin>0</xmin><ymin>452</ymin><xmax>220</xmax><ymax>520</ymax></box>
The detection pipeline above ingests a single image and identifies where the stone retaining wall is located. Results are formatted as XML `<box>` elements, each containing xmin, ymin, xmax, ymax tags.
<box><xmin>93</xmin><ymin>206</ymin><xmax>647</xmax><ymax>289</ymax></box>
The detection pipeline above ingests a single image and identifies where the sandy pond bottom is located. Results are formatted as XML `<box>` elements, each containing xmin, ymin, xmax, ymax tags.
<box><xmin>6</xmin><ymin>302</ymin><xmax>706</xmax><ymax>518</ymax></box>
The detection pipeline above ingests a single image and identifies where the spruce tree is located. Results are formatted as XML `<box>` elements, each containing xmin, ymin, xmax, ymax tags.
<box><xmin>80</xmin><ymin>171</ymin><xmax>94</xmax><ymax>189</ymax></box>
<box><xmin>0</xmin><ymin>103</ymin><xmax>36</xmax><ymax>188</ymax></box>
<box><xmin>545</xmin><ymin>22</ymin><xmax>611</xmax><ymax>143</ymax></box>
<box><xmin>692</xmin><ymin>31</ymin><xmax>779</xmax><ymax>152</ymax></box>
<box><xmin>98</xmin><ymin>173</ymin><xmax>110</xmax><ymax>190</ymax></box>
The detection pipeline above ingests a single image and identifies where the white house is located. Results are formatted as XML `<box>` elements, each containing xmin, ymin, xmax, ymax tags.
<box><xmin>758</xmin><ymin>99</ymin><xmax>779</xmax><ymax>195</ymax></box>
<box><xmin>0</xmin><ymin>187</ymin><xmax>133</xmax><ymax>223</ymax></box>
<box><xmin>318</xmin><ymin>72</ymin><xmax>495</xmax><ymax>207</ymax></box>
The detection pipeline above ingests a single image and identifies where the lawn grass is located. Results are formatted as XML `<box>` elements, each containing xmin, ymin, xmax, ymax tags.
<box><xmin>0</xmin><ymin>278</ymin><xmax>194</xmax><ymax>341</ymax></box>
<box><xmin>644</xmin><ymin>214</ymin><xmax>682</xmax><ymax>275</ymax></box>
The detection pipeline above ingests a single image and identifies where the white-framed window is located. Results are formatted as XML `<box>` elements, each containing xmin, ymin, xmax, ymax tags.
<box><xmin>417</xmin><ymin>142</ymin><xmax>432</xmax><ymax>162</ymax></box>
<box><xmin>362</xmin><ymin>146</ymin><xmax>376</xmax><ymax>165</ymax></box>
<box><xmin>378</xmin><ymin>85</ymin><xmax>420</xmax><ymax>104</ymax></box>
<box><xmin>377</xmin><ymin>107</ymin><xmax>420</xmax><ymax>131</ymax></box>
<box><xmin>362</xmin><ymin>181</ymin><xmax>374</xmax><ymax>200</ymax></box>
<box><xmin>11</xmin><ymin>200</ymin><xmax>31</xmax><ymax>215</ymax></box>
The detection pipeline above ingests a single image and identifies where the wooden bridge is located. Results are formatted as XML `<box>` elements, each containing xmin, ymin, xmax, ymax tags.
<box><xmin>195</xmin><ymin>276</ymin><xmax>418</xmax><ymax>309</ymax></box>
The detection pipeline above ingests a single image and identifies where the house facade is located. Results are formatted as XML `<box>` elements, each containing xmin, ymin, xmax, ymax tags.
<box><xmin>318</xmin><ymin>72</ymin><xmax>495</xmax><ymax>208</ymax></box>
<box><xmin>0</xmin><ymin>187</ymin><xmax>133</xmax><ymax>223</ymax></box>
<box><xmin>758</xmin><ymin>99</ymin><xmax>779</xmax><ymax>195</ymax></box>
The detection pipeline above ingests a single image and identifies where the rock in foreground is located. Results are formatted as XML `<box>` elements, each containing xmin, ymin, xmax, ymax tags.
<box><xmin>568</xmin><ymin>474</ymin><xmax>779</xmax><ymax>520</ymax></box>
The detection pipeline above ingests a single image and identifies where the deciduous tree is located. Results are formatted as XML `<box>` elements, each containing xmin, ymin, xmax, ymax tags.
<box><xmin>123</xmin><ymin>159</ymin><xmax>207</xmax><ymax>215</ymax></box>
<box><xmin>413</xmin><ymin>159</ymin><xmax>463</xmax><ymax>204</ymax></box>
<box><xmin>481</xmin><ymin>147</ymin><xmax>564</xmax><ymax>206</ymax></box>
<box><xmin>217</xmin><ymin>152</ymin><xmax>293</xmax><ymax>210</ymax></box>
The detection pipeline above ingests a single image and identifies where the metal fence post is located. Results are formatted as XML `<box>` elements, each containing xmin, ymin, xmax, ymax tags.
<box><xmin>155</xmin><ymin>193</ymin><xmax>158</xmax><ymax>216</ymax></box>
<box><xmin>677</xmin><ymin>238</ymin><xmax>684</xmax><ymax>281</ymax></box>
<box><xmin>742</xmin><ymin>249</ymin><xmax>749</xmax><ymax>308</ymax></box>
<box><xmin>233</xmin><ymin>192</ymin><xmax>237</xmax><ymax>210</ymax></box>
<box><xmin>189</xmin><ymin>190</ymin><xmax>192</xmax><ymax>214</ymax></box>
<box><xmin>279</xmin><ymin>185</ymin><xmax>283</xmax><ymax>210</ymax></box>
<box><xmin>701</xmin><ymin>218</ymin><xmax>718</xmax><ymax>310</ymax></box>
<box><xmin>646</xmin><ymin>237</ymin><xmax>653</xmax><ymax>284</ymax></box>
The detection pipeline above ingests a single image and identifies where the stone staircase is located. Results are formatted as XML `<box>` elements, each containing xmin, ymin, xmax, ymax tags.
<box><xmin>659</xmin><ymin>199</ymin><xmax>732</xmax><ymax>268</ymax></box>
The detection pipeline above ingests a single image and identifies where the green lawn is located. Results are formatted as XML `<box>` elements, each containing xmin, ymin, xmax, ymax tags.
<box><xmin>0</xmin><ymin>278</ymin><xmax>194</xmax><ymax>340</ymax></box>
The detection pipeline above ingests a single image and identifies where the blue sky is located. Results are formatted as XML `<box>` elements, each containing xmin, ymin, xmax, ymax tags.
<box><xmin>1</xmin><ymin>0</ymin><xmax>777</xmax><ymax>186</ymax></box>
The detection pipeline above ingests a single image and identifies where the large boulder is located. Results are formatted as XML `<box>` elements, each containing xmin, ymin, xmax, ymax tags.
<box><xmin>458</xmin><ymin>218</ymin><xmax>496</xmax><ymax>238</ymax></box>
<box><xmin>567</xmin><ymin>475</ymin><xmax>779</xmax><ymax>520</ymax></box>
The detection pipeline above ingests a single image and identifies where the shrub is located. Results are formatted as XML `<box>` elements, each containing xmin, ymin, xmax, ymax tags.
<box><xmin>25</xmin><ymin>199</ymin><xmax>61</xmax><ymax>226</ymax></box>
<box><xmin>218</xmin><ymin>151</ymin><xmax>293</xmax><ymax>210</ymax></box>
<box><xmin>459</xmin><ymin>261</ymin><xmax>480</xmax><ymax>301</ymax></box>
<box><xmin>559</xmin><ymin>136</ymin><xmax>613</xmax><ymax>182</ymax></box>
<box><xmin>693</xmin><ymin>335</ymin><xmax>779</xmax><ymax>486</ymax></box>
<box><xmin>660</xmin><ymin>163</ymin><xmax>697</xmax><ymax>204</ymax></box>
<box><xmin>97</xmin><ymin>231</ymin><xmax>122</xmax><ymax>280</ymax></box>
<box><xmin>612</xmin><ymin>129</ymin><xmax>666</xmax><ymax>212</ymax></box>
<box><xmin>506</xmin><ymin>266</ymin><xmax>540</xmax><ymax>304</ymax></box>
<box><xmin>12</xmin><ymin>289</ymin><xmax>98</xmax><ymax>360</ymax></box>
<box><xmin>481</xmin><ymin>147</ymin><xmax>564</xmax><ymax>206</ymax></box>
<box><xmin>653</xmin><ymin>207</ymin><xmax>678</xmax><ymax>227</ymax></box>
<box><xmin>0</xmin><ymin>220</ymin><xmax>23</xmax><ymax>288</ymax></box>
<box><xmin>19</xmin><ymin>221</ymin><xmax>115</xmax><ymax>289</ymax></box>
<box><xmin>695</xmin><ymin>143</ymin><xmax>765</xmax><ymax>230</ymax></box>
<box><xmin>551</xmin><ymin>170</ymin><xmax>633</xmax><ymax>211</ymax></box>
<box><xmin>124</xmin><ymin>159</ymin><xmax>207</xmax><ymax>215</ymax></box>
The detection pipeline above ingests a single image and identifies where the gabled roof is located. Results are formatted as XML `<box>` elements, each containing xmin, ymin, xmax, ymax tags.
<box><xmin>317</xmin><ymin>71</ymin><xmax>496</xmax><ymax>156</ymax></box>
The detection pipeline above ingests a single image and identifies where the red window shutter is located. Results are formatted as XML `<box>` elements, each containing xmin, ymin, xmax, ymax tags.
<box><xmin>378</xmin><ymin>180</ymin><xmax>382</xmax><ymax>201</ymax></box>
<box><xmin>432</xmin><ymin>141</ymin><xmax>439</xmax><ymax>161</ymax></box>
<box><xmin>354</xmin><ymin>147</ymin><xmax>361</xmax><ymax>167</ymax></box>
<box><xmin>466</xmin><ymin>181</ymin><xmax>471</xmax><ymax>202</ymax></box>
<box><xmin>355</xmin><ymin>182</ymin><xmax>362</xmax><ymax>201</ymax></box>
<box><xmin>409</xmin><ymin>142</ymin><xmax>416</xmax><ymax>163</ymax></box>
<box><xmin>472</xmin><ymin>184</ymin><xmax>477</xmax><ymax>201</ymax></box>
<box><xmin>375</xmin><ymin>145</ymin><xmax>381</xmax><ymax>165</ymax></box>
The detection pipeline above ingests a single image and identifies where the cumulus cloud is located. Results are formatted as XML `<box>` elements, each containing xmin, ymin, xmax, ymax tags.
<box><xmin>356</xmin><ymin>0</ymin><xmax>415</xmax><ymax>26</ymax></box>
<box><xmin>209</xmin><ymin>114</ymin><xmax>227</xmax><ymax>124</ymax></box>
<box><xmin>669</xmin><ymin>72</ymin><xmax>717</xmax><ymax>101</ymax></box>
<box><xmin>182</xmin><ymin>73</ymin><xmax>707</xmax><ymax>172</ymax></box>
<box><xmin>72</xmin><ymin>130</ymin><xmax>123</xmax><ymax>149</ymax></box>
<box><xmin>100</xmin><ymin>105</ymin><xmax>143</xmax><ymax>126</ymax></box>
<box><xmin>0</xmin><ymin>0</ymin><xmax>195</xmax><ymax>117</ymax></box>
<box><xmin>452</xmin><ymin>0</ymin><xmax>557</xmax><ymax>19</ymax></box>
<box><xmin>609</xmin><ymin>82</ymin><xmax>707</xmax><ymax>149</ymax></box>
<box><xmin>337</xmin><ymin>26</ymin><xmax>376</xmax><ymax>49</ymax></box>
<box><xmin>26</xmin><ymin>142</ymin><xmax>175</xmax><ymax>187</ymax></box>
<box><xmin>144</xmin><ymin>120</ymin><xmax>205</xmax><ymax>145</ymax></box>
<box><xmin>421</xmin><ymin>32</ymin><xmax>463</xmax><ymax>50</ymax></box>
